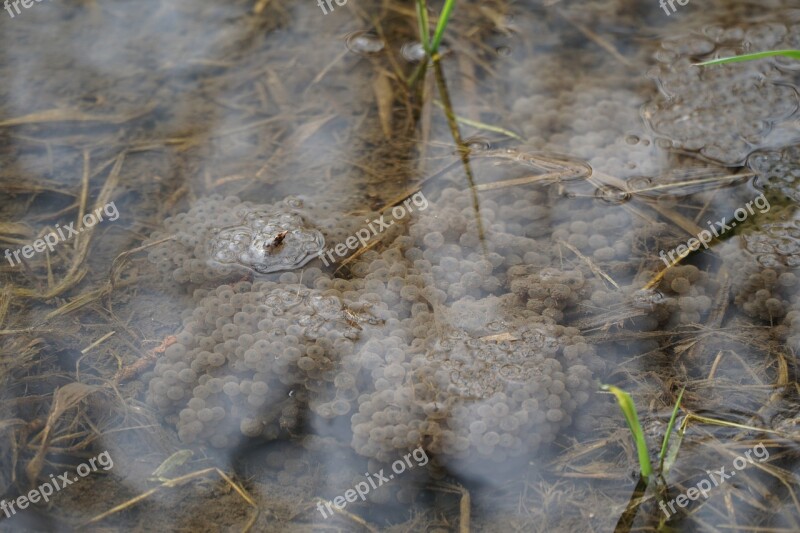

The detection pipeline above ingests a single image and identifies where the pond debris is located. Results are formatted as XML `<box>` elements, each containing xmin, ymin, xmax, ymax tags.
<box><xmin>85</xmin><ymin>467</ymin><xmax>259</xmax><ymax>531</ymax></box>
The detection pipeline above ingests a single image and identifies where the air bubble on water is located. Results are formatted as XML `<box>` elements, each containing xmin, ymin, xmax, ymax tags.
<box><xmin>654</xmin><ymin>49</ymin><xmax>678</xmax><ymax>64</ymax></box>
<box><xmin>747</xmin><ymin>241</ymin><xmax>774</xmax><ymax>254</ymax></box>
<box><xmin>631</xmin><ymin>289</ymin><xmax>665</xmax><ymax>310</ymax></box>
<box><xmin>538</xmin><ymin>268</ymin><xmax>559</xmax><ymax>281</ymax></box>
<box><xmin>486</xmin><ymin>320</ymin><xmax>505</xmax><ymax>332</ymax></box>
<box><xmin>464</xmin><ymin>137</ymin><xmax>492</xmax><ymax>152</ymax></box>
<box><xmin>776</xmin><ymin>240</ymin><xmax>800</xmax><ymax>256</ymax></box>
<box><xmin>626</xmin><ymin>176</ymin><xmax>653</xmax><ymax>194</ymax></box>
<box><xmin>521</xmin><ymin>329</ymin><xmax>545</xmax><ymax>346</ymax></box>
<box><xmin>768</xmin><ymin>226</ymin><xmax>789</xmax><ymax>238</ymax></box>
<box><xmin>438</xmin><ymin>338</ymin><xmax>456</xmax><ymax>351</ymax></box>
<box><xmin>751</xmin><ymin>175</ymin><xmax>767</xmax><ymax>192</ymax></box>
<box><xmin>401</xmin><ymin>42</ymin><xmax>427</xmax><ymax>62</ymax></box>
<box><xmin>542</xmin><ymin>335</ymin><xmax>559</xmax><ymax>352</ymax></box>
<box><xmin>742</xmin><ymin>120</ymin><xmax>770</xmax><ymax>142</ymax></box>
<box><xmin>656</xmin><ymin>138</ymin><xmax>674</xmax><ymax>149</ymax></box>
<box><xmin>499</xmin><ymin>364</ymin><xmax>527</xmax><ymax>383</ymax></box>
<box><xmin>758</xmin><ymin>255</ymin><xmax>783</xmax><ymax>268</ymax></box>
<box><xmin>702</xmin><ymin>25</ymin><xmax>726</xmax><ymax>42</ymax></box>
<box><xmin>284</xmin><ymin>197</ymin><xmax>303</xmax><ymax>208</ymax></box>
<box><xmin>594</xmin><ymin>185</ymin><xmax>631</xmax><ymax>204</ymax></box>
<box><xmin>345</xmin><ymin>31</ymin><xmax>385</xmax><ymax>55</ymax></box>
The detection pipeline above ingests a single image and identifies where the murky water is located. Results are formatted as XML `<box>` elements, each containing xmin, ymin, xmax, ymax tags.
<box><xmin>1</xmin><ymin>1</ymin><xmax>799</xmax><ymax>532</ymax></box>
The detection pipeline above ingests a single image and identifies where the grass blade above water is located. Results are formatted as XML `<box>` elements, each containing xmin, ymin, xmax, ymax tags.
<box><xmin>694</xmin><ymin>49</ymin><xmax>800</xmax><ymax>66</ymax></box>
<box><xmin>601</xmin><ymin>384</ymin><xmax>653</xmax><ymax>482</ymax></box>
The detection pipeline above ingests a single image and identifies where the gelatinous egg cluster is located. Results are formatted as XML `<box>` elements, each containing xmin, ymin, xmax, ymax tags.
<box><xmin>644</xmin><ymin>22</ymin><xmax>800</xmax><ymax>165</ymax></box>
<box><xmin>145</xmin><ymin>278</ymin><xmax>380</xmax><ymax>447</ymax></box>
<box><xmin>143</xmin><ymin>171</ymin><xmax>784</xmax><ymax>468</ymax></box>
<box><xmin>143</xmin><ymin>187</ymin><xmax>608</xmax><ymax>461</ymax></box>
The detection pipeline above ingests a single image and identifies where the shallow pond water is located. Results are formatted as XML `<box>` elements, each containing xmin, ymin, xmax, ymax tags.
<box><xmin>0</xmin><ymin>1</ymin><xmax>799</xmax><ymax>532</ymax></box>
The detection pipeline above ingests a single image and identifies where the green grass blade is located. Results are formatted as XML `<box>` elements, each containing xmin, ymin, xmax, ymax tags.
<box><xmin>415</xmin><ymin>0</ymin><xmax>431</xmax><ymax>53</ymax></box>
<box><xmin>601</xmin><ymin>384</ymin><xmax>652</xmax><ymax>481</ymax></box>
<box><xmin>661</xmin><ymin>416</ymin><xmax>685</xmax><ymax>477</ymax></box>
<box><xmin>658</xmin><ymin>386</ymin><xmax>685</xmax><ymax>472</ymax></box>
<box><xmin>432</xmin><ymin>100</ymin><xmax>523</xmax><ymax>140</ymax></box>
<box><xmin>430</xmin><ymin>0</ymin><xmax>457</xmax><ymax>55</ymax></box>
<box><xmin>694</xmin><ymin>49</ymin><xmax>800</xmax><ymax>66</ymax></box>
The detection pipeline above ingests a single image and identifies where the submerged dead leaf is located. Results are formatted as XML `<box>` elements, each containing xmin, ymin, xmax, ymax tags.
<box><xmin>0</xmin><ymin>222</ymin><xmax>32</xmax><ymax>238</ymax></box>
<box><xmin>479</xmin><ymin>332</ymin><xmax>518</xmax><ymax>342</ymax></box>
<box><xmin>373</xmin><ymin>71</ymin><xmax>394</xmax><ymax>140</ymax></box>
<box><xmin>0</xmin><ymin>104</ymin><xmax>156</xmax><ymax>128</ymax></box>
<box><xmin>25</xmin><ymin>383</ymin><xmax>100</xmax><ymax>485</ymax></box>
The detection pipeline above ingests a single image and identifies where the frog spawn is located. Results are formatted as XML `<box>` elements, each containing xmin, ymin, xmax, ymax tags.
<box><xmin>715</xmin><ymin>222</ymin><xmax>800</xmax><ymax>323</ymax></box>
<box><xmin>747</xmin><ymin>146</ymin><xmax>800</xmax><ymax>205</ymax></box>
<box><xmin>349</xmin><ymin>298</ymin><xmax>597</xmax><ymax>465</ymax></box>
<box><xmin>145</xmin><ymin>280</ymin><xmax>383</xmax><ymax>447</ymax></box>
<box><xmin>743</xmin><ymin>222</ymin><xmax>800</xmax><ymax>269</ymax></box>
<box><xmin>644</xmin><ymin>22</ymin><xmax>800</xmax><ymax>166</ymax></box>
<box><xmin>143</xmin><ymin>189</ymin><xmax>606</xmax><ymax>465</ymax></box>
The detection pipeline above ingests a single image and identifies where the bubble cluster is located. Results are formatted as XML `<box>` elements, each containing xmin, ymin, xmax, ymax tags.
<box><xmin>644</xmin><ymin>23</ymin><xmax>800</xmax><ymax>165</ymax></box>
<box><xmin>748</xmin><ymin>147</ymin><xmax>800</xmax><ymax>205</ymax></box>
<box><xmin>145</xmin><ymin>195</ymin><xmax>327</xmax><ymax>285</ymax></box>
<box><xmin>742</xmin><ymin>221</ymin><xmax>800</xmax><ymax>269</ymax></box>
<box><xmin>507</xmin><ymin>59</ymin><xmax>665</xmax><ymax>179</ymax></box>
<box><xmin>207</xmin><ymin>209</ymin><xmax>324</xmax><ymax>274</ymax></box>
